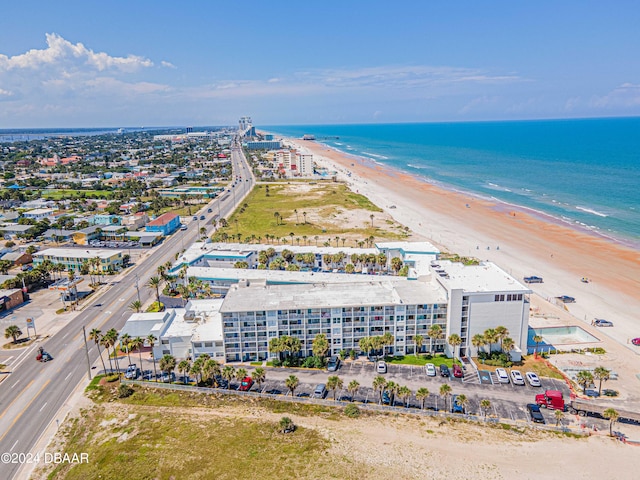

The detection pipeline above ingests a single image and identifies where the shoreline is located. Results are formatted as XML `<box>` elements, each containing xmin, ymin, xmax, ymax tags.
<box><xmin>319</xmin><ymin>142</ymin><xmax>640</xmax><ymax>251</ymax></box>
<box><xmin>280</xmin><ymin>135</ymin><xmax>640</xmax><ymax>356</ymax></box>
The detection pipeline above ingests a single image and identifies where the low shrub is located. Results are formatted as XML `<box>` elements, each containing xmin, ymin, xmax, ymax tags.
<box><xmin>118</xmin><ymin>384</ymin><xmax>134</xmax><ymax>398</ymax></box>
<box><xmin>105</xmin><ymin>374</ymin><xmax>120</xmax><ymax>383</ymax></box>
<box><xmin>344</xmin><ymin>404</ymin><xmax>360</xmax><ymax>418</ymax></box>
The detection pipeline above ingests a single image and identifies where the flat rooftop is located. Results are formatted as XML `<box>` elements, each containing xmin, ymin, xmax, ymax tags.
<box><xmin>33</xmin><ymin>248</ymin><xmax>123</xmax><ymax>259</ymax></box>
<box><xmin>434</xmin><ymin>260</ymin><xmax>531</xmax><ymax>293</ymax></box>
<box><xmin>220</xmin><ymin>280</ymin><xmax>447</xmax><ymax>312</ymax></box>
<box><xmin>163</xmin><ymin>303</ymin><xmax>223</xmax><ymax>342</ymax></box>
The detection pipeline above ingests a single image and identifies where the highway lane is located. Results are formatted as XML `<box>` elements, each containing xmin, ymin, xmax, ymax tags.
<box><xmin>0</xmin><ymin>142</ymin><xmax>253</xmax><ymax>479</ymax></box>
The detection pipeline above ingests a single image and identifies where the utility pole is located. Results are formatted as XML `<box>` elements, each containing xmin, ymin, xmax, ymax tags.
<box><xmin>134</xmin><ymin>273</ymin><xmax>141</xmax><ymax>303</ymax></box>
<box><xmin>82</xmin><ymin>325</ymin><xmax>92</xmax><ymax>381</ymax></box>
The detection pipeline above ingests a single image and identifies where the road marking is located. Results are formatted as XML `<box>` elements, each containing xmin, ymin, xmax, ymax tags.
<box><xmin>11</xmin><ymin>379</ymin><xmax>20</xmax><ymax>388</ymax></box>
<box><xmin>4</xmin><ymin>355</ymin><xmax>13</xmax><ymax>364</ymax></box>
<box><xmin>64</xmin><ymin>371</ymin><xmax>73</xmax><ymax>381</ymax></box>
<box><xmin>39</xmin><ymin>402</ymin><xmax>48</xmax><ymax>412</ymax></box>
<box><xmin>0</xmin><ymin>379</ymin><xmax>34</xmax><ymax>422</ymax></box>
<box><xmin>9</xmin><ymin>440</ymin><xmax>18</xmax><ymax>452</ymax></box>
<box><xmin>0</xmin><ymin>379</ymin><xmax>50</xmax><ymax>444</ymax></box>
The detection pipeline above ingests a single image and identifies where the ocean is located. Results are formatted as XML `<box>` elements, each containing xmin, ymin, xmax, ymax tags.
<box><xmin>267</xmin><ymin>118</ymin><xmax>640</xmax><ymax>248</ymax></box>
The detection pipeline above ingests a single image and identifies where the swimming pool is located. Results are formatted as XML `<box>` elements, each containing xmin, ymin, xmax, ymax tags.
<box><xmin>527</xmin><ymin>326</ymin><xmax>600</xmax><ymax>353</ymax></box>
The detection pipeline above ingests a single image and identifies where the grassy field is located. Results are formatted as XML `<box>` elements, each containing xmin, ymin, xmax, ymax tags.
<box><xmin>216</xmin><ymin>181</ymin><xmax>409</xmax><ymax>245</ymax></box>
<box><xmin>44</xmin><ymin>383</ymin><xmax>370</xmax><ymax>479</ymax></box>
<box><xmin>385</xmin><ymin>354</ymin><xmax>455</xmax><ymax>367</ymax></box>
<box><xmin>40</xmin><ymin>189</ymin><xmax>115</xmax><ymax>200</ymax></box>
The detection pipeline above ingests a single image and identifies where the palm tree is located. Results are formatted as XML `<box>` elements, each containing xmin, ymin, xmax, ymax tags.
<box><xmin>398</xmin><ymin>385</ymin><xmax>412</xmax><ymax>408</ymax></box>
<box><xmin>191</xmin><ymin>360</ymin><xmax>203</xmax><ymax>385</ymax></box>
<box><xmin>89</xmin><ymin>328</ymin><xmax>107</xmax><ymax>374</ymax></box>
<box><xmin>414</xmin><ymin>334</ymin><xmax>424</xmax><ymax>357</ymax></box>
<box><xmin>294</xmin><ymin>209</ymin><xmax>299</xmax><ymax>223</ymax></box>
<box><xmin>471</xmin><ymin>334</ymin><xmax>486</xmax><ymax>356</ymax></box>
<box><xmin>532</xmin><ymin>335</ymin><xmax>543</xmax><ymax>357</ymax></box>
<box><xmin>385</xmin><ymin>381</ymin><xmax>399</xmax><ymax>406</ymax></box>
<box><xmin>177</xmin><ymin>359</ymin><xmax>191</xmax><ymax>384</ymax></box>
<box><xmin>480</xmin><ymin>399</ymin><xmax>491</xmax><ymax>419</ymax></box>
<box><xmin>285</xmin><ymin>374</ymin><xmax>299</xmax><ymax>396</ymax></box>
<box><xmin>373</xmin><ymin>375</ymin><xmax>387</xmax><ymax>404</ymax></box>
<box><xmin>159</xmin><ymin>354</ymin><xmax>176</xmax><ymax>383</ymax></box>
<box><xmin>120</xmin><ymin>333</ymin><xmax>132</xmax><ymax>365</ymax></box>
<box><xmin>603</xmin><ymin>408</ymin><xmax>619</xmax><ymax>437</ymax></box>
<box><xmin>147</xmin><ymin>334</ymin><xmax>158</xmax><ymax>381</ymax></box>
<box><xmin>4</xmin><ymin>325</ymin><xmax>22</xmax><ymax>344</ymax></box>
<box><xmin>439</xmin><ymin>384</ymin><xmax>452</xmax><ymax>412</ymax></box>
<box><xmin>327</xmin><ymin>375</ymin><xmax>343</xmax><ymax>401</ymax></box>
<box><xmin>222</xmin><ymin>365</ymin><xmax>236</xmax><ymax>389</ymax></box>
<box><xmin>447</xmin><ymin>334</ymin><xmax>462</xmax><ymax>359</ymax></box>
<box><xmin>495</xmin><ymin>325</ymin><xmax>509</xmax><ymax>351</ymax></box>
<box><xmin>101</xmin><ymin>335</ymin><xmax>114</xmax><ymax>373</ymax></box>
<box><xmin>554</xmin><ymin>409</ymin><xmax>564</xmax><ymax>427</ymax></box>
<box><xmin>131</xmin><ymin>336</ymin><xmax>144</xmax><ymax>372</ymax></box>
<box><xmin>236</xmin><ymin>367</ymin><xmax>248</xmax><ymax>383</ymax></box>
<box><xmin>147</xmin><ymin>275</ymin><xmax>162</xmax><ymax>308</ymax></box>
<box><xmin>416</xmin><ymin>387</ymin><xmax>430</xmax><ymax>410</ymax></box>
<box><xmin>576</xmin><ymin>370</ymin><xmax>594</xmax><ymax>394</ymax></box>
<box><xmin>427</xmin><ymin>324</ymin><xmax>443</xmax><ymax>353</ymax></box>
<box><xmin>347</xmin><ymin>380</ymin><xmax>360</xmax><ymax>402</ymax></box>
<box><xmin>204</xmin><ymin>359</ymin><xmax>221</xmax><ymax>386</ymax></box>
<box><xmin>128</xmin><ymin>300</ymin><xmax>142</xmax><ymax>313</ymax></box>
<box><xmin>273</xmin><ymin>212</ymin><xmax>280</xmax><ymax>225</ymax></box>
<box><xmin>593</xmin><ymin>366</ymin><xmax>611</xmax><ymax>396</ymax></box>
<box><xmin>252</xmin><ymin>367</ymin><xmax>266</xmax><ymax>392</ymax></box>
<box><xmin>370</xmin><ymin>214</ymin><xmax>374</xmax><ymax>228</ymax></box>
<box><xmin>455</xmin><ymin>394</ymin><xmax>468</xmax><ymax>414</ymax></box>
<box><xmin>502</xmin><ymin>337</ymin><xmax>515</xmax><ymax>359</ymax></box>
<box><xmin>312</xmin><ymin>333</ymin><xmax>330</xmax><ymax>359</ymax></box>
<box><xmin>302</xmin><ymin>211</ymin><xmax>307</xmax><ymax>224</ymax></box>
<box><xmin>484</xmin><ymin>328</ymin><xmax>499</xmax><ymax>354</ymax></box>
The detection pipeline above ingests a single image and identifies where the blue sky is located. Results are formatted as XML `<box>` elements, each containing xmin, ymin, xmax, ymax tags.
<box><xmin>1</xmin><ymin>1</ymin><xmax>639</xmax><ymax>127</ymax></box>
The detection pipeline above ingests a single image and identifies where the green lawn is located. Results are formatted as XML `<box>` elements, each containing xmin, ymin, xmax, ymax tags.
<box><xmin>40</xmin><ymin>189</ymin><xmax>115</xmax><ymax>200</ymax></box>
<box><xmin>384</xmin><ymin>354</ymin><xmax>456</xmax><ymax>367</ymax></box>
<box><xmin>215</xmin><ymin>181</ymin><xmax>408</xmax><ymax>245</ymax></box>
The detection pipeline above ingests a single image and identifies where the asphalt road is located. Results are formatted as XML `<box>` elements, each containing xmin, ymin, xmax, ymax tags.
<box><xmin>0</xmin><ymin>141</ymin><xmax>253</xmax><ymax>479</ymax></box>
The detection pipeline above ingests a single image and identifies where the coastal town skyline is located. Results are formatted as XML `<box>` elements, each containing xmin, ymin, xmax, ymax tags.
<box><xmin>2</xmin><ymin>1</ymin><xmax>640</xmax><ymax>128</ymax></box>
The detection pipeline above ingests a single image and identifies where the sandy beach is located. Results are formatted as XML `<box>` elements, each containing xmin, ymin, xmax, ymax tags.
<box><xmin>284</xmin><ymin>138</ymin><xmax>640</xmax><ymax>366</ymax></box>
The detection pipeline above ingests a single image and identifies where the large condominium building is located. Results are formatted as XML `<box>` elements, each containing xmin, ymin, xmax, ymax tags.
<box><xmin>219</xmin><ymin>279</ymin><xmax>448</xmax><ymax>362</ymax></box>
<box><xmin>33</xmin><ymin>248</ymin><xmax>124</xmax><ymax>272</ymax></box>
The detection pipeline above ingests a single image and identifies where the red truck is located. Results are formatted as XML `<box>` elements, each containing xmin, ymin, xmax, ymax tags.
<box><xmin>535</xmin><ymin>390</ymin><xmax>640</xmax><ymax>423</ymax></box>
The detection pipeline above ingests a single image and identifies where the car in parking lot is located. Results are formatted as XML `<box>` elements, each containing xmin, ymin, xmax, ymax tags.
<box><xmin>451</xmin><ymin>395</ymin><xmax>465</xmax><ymax>413</ymax></box>
<box><xmin>425</xmin><ymin>363</ymin><xmax>437</xmax><ymax>377</ymax></box>
<box><xmin>382</xmin><ymin>390</ymin><xmax>391</xmax><ymax>405</ymax></box>
<box><xmin>161</xmin><ymin>372</ymin><xmax>176</xmax><ymax>383</ymax></box>
<box><xmin>452</xmin><ymin>364</ymin><xmax>463</xmax><ymax>378</ymax></box>
<box><xmin>312</xmin><ymin>383</ymin><xmax>327</xmax><ymax>399</ymax></box>
<box><xmin>523</xmin><ymin>276</ymin><xmax>544</xmax><ymax>284</ymax></box>
<box><xmin>527</xmin><ymin>403</ymin><xmax>545</xmax><ymax>423</ymax></box>
<box><xmin>593</xmin><ymin>319</ymin><xmax>613</xmax><ymax>327</ymax></box>
<box><xmin>525</xmin><ymin>371</ymin><xmax>541</xmax><ymax>387</ymax></box>
<box><xmin>632</xmin><ymin>338</ymin><xmax>640</xmax><ymax>346</ymax></box>
<box><xmin>327</xmin><ymin>356</ymin><xmax>341</xmax><ymax>372</ymax></box>
<box><xmin>238</xmin><ymin>376</ymin><xmax>254</xmax><ymax>391</ymax></box>
<box><xmin>510</xmin><ymin>370</ymin><xmax>525</xmax><ymax>385</ymax></box>
<box><xmin>495</xmin><ymin>368</ymin><xmax>510</xmax><ymax>384</ymax></box>
<box><xmin>141</xmin><ymin>370</ymin><xmax>154</xmax><ymax>381</ymax></box>
<box><xmin>124</xmin><ymin>364</ymin><xmax>138</xmax><ymax>379</ymax></box>
<box><xmin>439</xmin><ymin>365</ymin><xmax>450</xmax><ymax>377</ymax></box>
<box><xmin>376</xmin><ymin>360</ymin><xmax>387</xmax><ymax>374</ymax></box>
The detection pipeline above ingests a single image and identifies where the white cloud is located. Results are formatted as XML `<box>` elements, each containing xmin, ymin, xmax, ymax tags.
<box><xmin>161</xmin><ymin>61</ymin><xmax>176</xmax><ymax>69</ymax></box>
<box><xmin>0</xmin><ymin>88</ymin><xmax>12</xmax><ymax>96</ymax></box>
<box><xmin>590</xmin><ymin>83</ymin><xmax>640</xmax><ymax>109</ymax></box>
<box><xmin>0</xmin><ymin>33</ymin><xmax>154</xmax><ymax>72</ymax></box>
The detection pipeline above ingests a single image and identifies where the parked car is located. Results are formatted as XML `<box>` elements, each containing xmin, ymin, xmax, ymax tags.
<box><xmin>523</xmin><ymin>276</ymin><xmax>543</xmax><ymax>284</ymax></box>
<box><xmin>439</xmin><ymin>365</ymin><xmax>450</xmax><ymax>377</ymax></box>
<box><xmin>451</xmin><ymin>395</ymin><xmax>465</xmax><ymax>413</ymax></box>
<box><xmin>495</xmin><ymin>368</ymin><xmax>510</xmax><ymax>384</ymax></box>
<box><xmin>527</xmin><ymin>403</ymin><xmax>545</xmax><ymax>424</ymax></box>
<box><xmin>327</xmin><ymin>356</ymin><xmax>341</xmax><ymax>372</ymax></box>
<box><xmin>425</xmin><ymin>363</ymin><xmax>436</xmax><ymax>377</ymax></box>
<box><xmin>313</xmin><ymin>383</ymin><xmax>327</xmax><ymax>398</ymax></box>
<box><xmin>161</xmin><ymin>372</ymin><xmax>176</xmax><ymax>383</ymax></box>
<box><xmin>452</xmin><ymin>364</ymin><xmax>463</xmax><ymax>378</ymax></box>
<box><xmin>125</xmin><ymin>364</ymin><xmax>138</xmax><ymax>379</ymax></box>
<box><xmin>238</xmin><ymin>376</ymin><xmax>254</xmax><ymax>391</ymax></box>
<box><xmin>141</xmin><ymin>370</ymin><xmax>154</xmax><ymax>381</ymax></box>
<box><xmin>557</xmin><ymin>295</ymin><xmax>576</xmax><ymax>303</ymax></box>
<box><xmin>377</xmin><ymin>360</ymin><xmax>387</xmax><ymax>374</ymax></box>
<box><xmin>510</xmin><ymin>370</ymin><xmax>525</xmax><ymax>386</ymax></box>
<box><xmin>632</xmin><ymin>338</ymin><xmax>640</xmax><ymax>346</ymax></box>
<box><xmin>382</xmin><ymin>390</ymin><xmax>391</xmax><ymax>405</ymax></box>
<box><xmin>593</xmin><ymin>319</ymin><xmax>613</xmax><ymax>327</ymax></box>
<box><xmin>525</xmin><ymin>372</ymin><xmax>541</xmax><ymax>387</ymax></box>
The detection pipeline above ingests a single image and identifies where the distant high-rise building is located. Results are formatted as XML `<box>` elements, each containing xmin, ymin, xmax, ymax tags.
<box><xmin>186</xmin><ymin>126</ymin><xmax>193</xmax><ymax>133</ymax></box>
<box><xmin>239</xmin><ymin>116</ymin><xmax>252</xmax><ymax>131</ymax></box>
